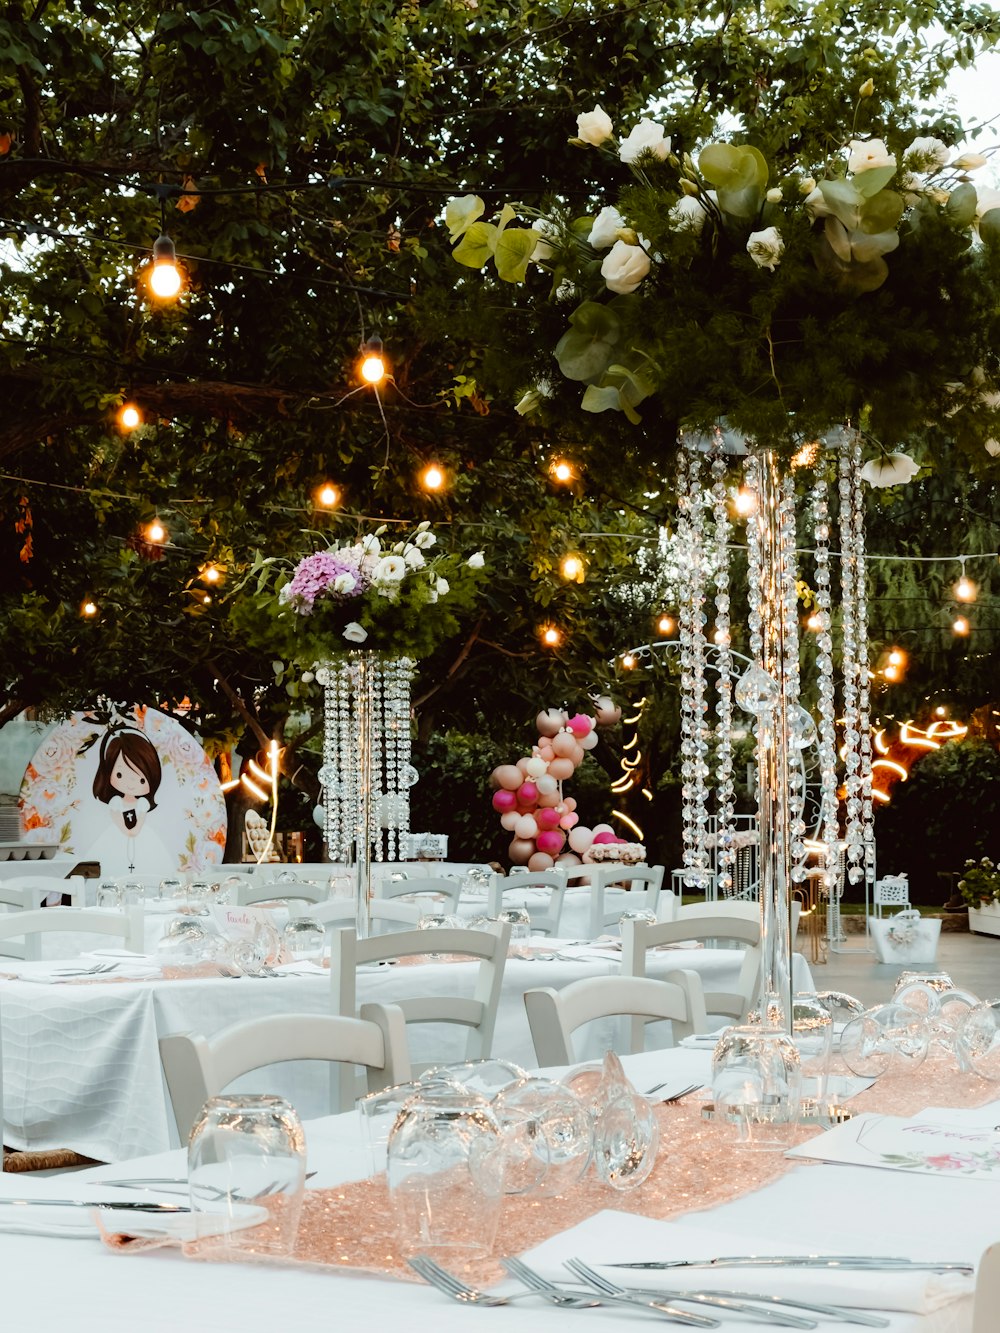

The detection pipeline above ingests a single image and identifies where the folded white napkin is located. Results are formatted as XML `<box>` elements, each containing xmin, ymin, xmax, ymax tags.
<box><xmin>8</xmin><ymin>955</ymin><xmax>161</xmax><ymax>983</ymax></box>
<box><xmin>521</xmin><ymin>1210</ymin><xmax>973</xmax><ymax>1314</ymax></box>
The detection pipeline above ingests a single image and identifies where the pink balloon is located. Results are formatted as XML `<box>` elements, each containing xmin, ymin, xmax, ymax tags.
<box><xmin>558</xmin><ymin>812</ymin><xmax>579</xmax><ymax>830</ymax></box>
<box><xmin>536</xmin><ymin>807</ymin><xmax>561</xmax><ymax>830</ymax></box>
<box><xmin>509</xmin><ymin>837</ymin><xmax>535</xmax><ymax>865</ymax></box>
<box><xmin>538</xmin><ymin>741</ymin><xmax>555</xmax><ymax>761</ymax></box>
<box><xmin>593</xmin><ymin>697</ymin><xmax>621</xmax><ymax>727</ymax></box>
<box><xmin>492</xmin><ymin>789</ymin><xmax>517</xmax><ymax>813</ymax></box>
<box><xmin>567</xmin><ymin>713</ymin><xmax>593</xmax><ymax>737</ymax></box>
<box><xmin>536</xmin><ymin>829</ymin><xmax>566</xmax><ymax>855</ymax></box>
<box><xmin>592</xmin><ymin>830</ymin><xmax>617</xmax><ymax>845</ymax></box>
<box><xmin>556</xmin><ymin>852</ymin><xmax>582</xmax><ymax>867</ymax></box>
<box><xmin>536</xmin><ymin>708</ymin><xmax>567</xmax><ymax>737</ymax></box>
<box><xmin>491</xmin><ymin>764</ymin><xmax>523</xmax><ymax>791</ymax></box>
<box><xmin>517</xmin><ymin>781</ymin><xmax>538</xmax><ymax>805</ymax></box>
<box><xmin>514</xmin><ymin>814</ymin><xmax>539</xmax><ymax>840</ymax></box>
<box><xmin>564</xmin><ymin>740</ymin><xmax>585</xmax><ymax>766</ymax></box>
<box><xmin>500</xmin><ymin>810</ymin><xmax>520</xmax><ymax>831</ymax></box>
<box><xmin>562</xmin><ymin>796</ymin><xmax>577</xmax><ymax>812</ymax></box>
<box><xmin>551</xmin><ymin>731</ymin><xmax>578</xmax><ymax>758</ymax></box>
<box><xmin>516</xmin><ymin>757</ymin><xmax>532</xmax><ymax>775</ymax></box>
<box><xmin>537</xmin><ymin>789</ymin><xmax>561</xmax><ymax>808</ymax></box>
<box><xmin>528</xmin><ymin>851</ymin><xmax>555</xmax><ymax>872</ymax></box>
<box><xmin>547</xmin><ymin>757</ymin><xmax>575</xmax><ymax>781</ymax></box>
<box><xmin>568</xmin><ymin>826</ymin><xmax>594</xmax><ymax>854</ymax></box>
<box><xmin>579</xmin><ymin>730</ymin><xmax>599</xmax><ymax>751</ymax></box>
<box><xmin>535</xmin><ymin>774</ymin><xmax>558</xmax><ymax>796</ymax></box>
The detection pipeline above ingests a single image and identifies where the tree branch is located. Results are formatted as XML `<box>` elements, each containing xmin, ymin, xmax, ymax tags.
<box><xmin>412</xmin><ymin>613</ymin><xmax>487</xmax><ymax>708</ymax></box>
<box><xmin>206</xmin><ymin>661</ymin><xmax>271</xmax><ymax>750</ymax></box>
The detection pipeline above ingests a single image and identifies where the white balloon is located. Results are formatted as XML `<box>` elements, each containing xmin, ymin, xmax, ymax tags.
<box><xmin>312</xmin><ymin>804</ymin><xmax>325</xmax><ymax>829</ymax></box>
<box><xmin>515</xmin><ymin>814</ymin><xmax>539</xmax><ymax>840</ymax></box>
<box><xmin>500</xmin><ymin>810</ymin><xmax>520</xmax><ymax>831</ymax></box>
<box><xmin>579</xmin><ymin>730</ymin><xmax>599</xmax><ymax>750</ymax></box>
<box><xmin>592</xmin><ymin>822</ymin><xmax>614</xmax><ymax>835</ymax></box>
<box><xmin>535</xmin><ymin>774</ymin><xmax>558</xmax><ymax>795</ymax></box>
<box><xmin>568</xmin><ymin>825</ymin><xmax>594</xmax><ymax>854</ymax></box>
<box><xmin>524</xmin><ymin>756</ymin><xmax>548</xmax><ymax>778</ymax></box>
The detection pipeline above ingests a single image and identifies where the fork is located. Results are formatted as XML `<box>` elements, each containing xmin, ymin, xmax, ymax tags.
<box><xmin>566</xmin><ymin>1259</ymin><xmax>891</xmax><ymax>1329</ymax></box>
<box><xmin>503</xmin><ymin>1256</ymin><xmax>729</xmax><ymax>1322</ymax></box>
<box><xmin>565</xmin><ymin>1259</ymin><xmax>816</xmax><ymax>1328</ymax></box>
<box><xmin>645</xmin><ymin>1082</ymin><xmax>702</xmax><ymax>1101</ymax></box>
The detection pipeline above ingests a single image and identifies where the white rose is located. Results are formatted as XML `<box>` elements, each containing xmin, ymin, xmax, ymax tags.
<box><xmin>668</xmin><ymin>193</ymin><xmax>708</xmax><ymax>233</ymax></box>
<box><xmin>600</xmin><ymin>238</ymin><xmax>651</xmax><ymax>293</ymax></box>
<box><xmin>435</xmin><ymin>577</ymin><xmax>450</xmax><ymax>595</ymax></box>
<box><xmin>403</xmin><ymin>544</ymin><xmax>425</xmax><ymax>569</ymax></box>
<box><xmin>374</xmin><ymin>554</ymin><xmax>407</xmax><ymax>582</ymax></box>
<box><xmin>847</xmin><ymin>138</ymin><xmax>896</xmax><ymax>174</ymax></box>
<box><xmin>746</xmin><ymin>225</ymin><xmax>784</xmax><ymax>271</ymax></box>
<box><xmin>300</xmin><ymin>670</ymin><xmax>315</xmax><ymax>684</ymax></box>
<box><xmin>414</xmin><ymin>529</ymin><xmax>436</xmax><ymax>549</ymax></box>
<box><xmin>531</xmin><ymin>218</ymin><xmax>559</xmax><ymax>262</ymax></box>
<box><xmin>468</xmin><ymin>551</ymin><xmax>485</xmax><ymax>569</ymax></box>
<box><xmin>588</xmin><ymin>205</ymin><xmax>627</xmax><ymax>249</ymax></box>
<box><xmin>343</xmin><ymin>621</ymin><xmax>368</xmax><ymax>643</ymax></box>
<box><xmin>798</xmin><ymin>176</ymin><xmax>817</xmax><ymax>195</ymax></box>
<box><xmin>333</xmin><ymin>573</ymin><xmax>358</xmax><ymax>595</ymax></box>
<box><xmin>766</xmin><ymin>187</ymin><xmax>783</xmax><ymax>203</ymax></box>
<box><xmin>358</xmin><ymin>534</ymin><xmax>381</xmax><ymax>556</ymax></box>
<box><xmin>515</xmin><ymin>388</ymin><xmax>541</xmax><ymax>416</ymax></box>
<box><xmin>618</xmin><ymin>119</ymin><xmax>670</xmax><ymax>165</ymax></box>
<box><xmin>976</xmin><ymin>186</ymin><xmax>1000</xmax><ymax>221</ymax></box>
<box><xmin>576</xmin><ymin>105</ymin><xmax>613</xmax><ymax>146</ymax></box>
<box><xmin>904</xmin><ymin>136</ymin><xmax>950</xmax><ymax>172</ymax></box>
<box><xmin>955</xmin><ymin>152</ymin><xmax>988</xmax><ymax>171</ymax></box>
<box><xmin>985</xmin><ymin>438</ymin><xmax>1000</xmax><ymax>458</ymax></box>
<box><xmin>860</xmin><ymin>452</ymin><xmax>920</xmax><ymax>487</ymax></box>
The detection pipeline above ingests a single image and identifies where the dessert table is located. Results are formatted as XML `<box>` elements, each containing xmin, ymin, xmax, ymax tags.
<box><xmin>0</xmin><ymin>1047</ymin><xmax>989</xmax><ymax>1332</ymax></box>
<box><xmin>0</xmin><ymin>946</ymin><xmax>814</xmax><ymax>1161</ymax></box>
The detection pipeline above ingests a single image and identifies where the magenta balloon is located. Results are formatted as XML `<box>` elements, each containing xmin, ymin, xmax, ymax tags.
<box><xmin>527</xmin><ymin>851</ymin><xmax>555</xmax><ymax>872</ymax></box>
<box><xmin>508</xmin><ymin>837</ymin><xmax>535</xmax><ymax>865</ymax></box>
<box><xmin>514</xmin><ymin>814</ymin><xmax>539</xmax><ymax>840</ymax></box>
<box><xmin>567</xmin><ymin>713</ymin><xmax>593</xmax><ymax>737</ymax></box>
<box><xmin>568</xmin><ymin>826</ymin><xmax>594</xmax><ymax>854</ymax></box>
<box><xmin>492</xmin><ymin>789</ymin><xmax>517</xmax><ymax>813</ymax></box>
<box><xmin>592</xmin><ymin>830</ymin><xmax>617</xmax><ymax>844</ymax></box>
<box><xmin>579</xmin><ymin>730</ymin><xmax>599</xmax><ymax>751</ymax></box>
<box><xmin>492</xmin><ymin>764</ymin><xmax>523</xmax><ymax>791</ymax></box>
<box><xmin>500</xmin><ymin>810</ymin><xmax>520</xmax><ymax>831</ymax></box>
<box><xmin>536</xmin><ymin>807</ymin><xmax>561</xmax><ymax>830</ymax></box>
<box><xmin>536</xmin><ymin>829</ymin><xmax>566</xmax><ymax>855</ymax></box>
<box><xmin>536</xmin><ymin>708</ymin><xmax>567</xmax><ymax>738</ymax></box>
<box><xmin>558</xmin><ymin>812</ymin><xmax>579</xmax><ymax>831</ymax></box>
<box><xmin>517</xmin><ymin>781</ymin><xmax>539</xmax><ymax>805</ymax></box>
<box><xmin>547</xmin><ymin>757</ymin><xmax>575</xmax><ymax>781</ymax></box>
<box><xmin>551</xmin><ymin>731</ymin><xmax>577</xmax><ymax>758</ymax></box>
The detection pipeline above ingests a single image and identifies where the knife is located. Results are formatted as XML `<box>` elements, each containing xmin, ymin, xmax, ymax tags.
<box><xmin>608</xmin><ymin>1256</ymin><xmax>974</xmax><ymax>1273</ymax></box>
<box><xmin>0</xmin><ymin>1198</ymin><xmax>190</xmax><ymax>1213</ymax></box>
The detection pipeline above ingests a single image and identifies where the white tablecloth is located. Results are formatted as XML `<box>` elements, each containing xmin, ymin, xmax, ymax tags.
<box><xmin>0</xmin><ymin>1047</ymin><xmax>986</xmax><ymax>1332</ymax></box>
<box><xmin>1</xmin><ymin>947</ymin><xmax>813</xmax><ymax>1161</ymax></box>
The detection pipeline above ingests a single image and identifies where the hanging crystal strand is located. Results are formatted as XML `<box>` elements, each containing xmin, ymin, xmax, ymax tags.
<box><xmin>394</xmin><ymin>658</ymin><xmax>414</xmax><ymax>857</ymax></box>
<box><xmin>779</xmin><ymin>473</ymin><xmax>808</xmax><ymax>893</ymax></box>
<box><xmin>318</xmin><ymin>659</ymin><xmax>350</xmax><ymax>863</ymax></box>
<box><xmin>810</xmin><ymin>472</ymin><xmax>842</xmax><ymax>944</ymax></box>
<box><xmin>838</xmin><ymin>436</ymin><xmax>864</xmax><ymax>890</ymax></box>
<box><xmin>353</xmin><ymin>651</ymin><xmax>375</xmax><ymax>937</ymax></box>
<box><xmin>710</xmin><ymin>455</ymin><xmax>736</xmax><ymax>895</ymax></box>
<box><xmin>677</xmin><ymin>444</ymin><xmax>712</xmax><ymax>891</ymax></box>
<box><xmin>849</xmin><ymin>432</ymin><xmax>875</xmax><ymax>888</ymax></box>
<box><xmin>742</xmin><ymin>453</ymin><xmax>764</xmax><ymax>830</ymax></box>
<box><xmin>371</xmin><ymin>658</ymin><xmax>386</xmax><ymax>864</ymax></box>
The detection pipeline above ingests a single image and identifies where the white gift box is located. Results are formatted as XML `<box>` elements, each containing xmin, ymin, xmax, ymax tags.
<box><xmin>868</xmin><ymin>908</ymin><xmax>941</xmax><ymax>964</ymax></box>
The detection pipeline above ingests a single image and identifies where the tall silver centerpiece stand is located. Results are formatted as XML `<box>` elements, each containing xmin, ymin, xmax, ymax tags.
<box><xmin>316</xmin><ymin>653</ymin><xmax>414</xmax><ymax>938</ymax></box>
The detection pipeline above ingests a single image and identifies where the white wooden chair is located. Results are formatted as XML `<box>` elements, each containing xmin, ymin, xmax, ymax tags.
<box><xmin>973</xmin><ymin>1241</ymin><xmax>1000</xmax><ymax>1333</ymax></box>
<box><xmin>523</xmin><ymin>971</ymin><xmax>708</xmax><ymax>1065</ymax></box>
<box><xmin>330</xmin><ymin>921</ymin><xmax>511</xmax><ymax>1073</ymax></box>
<box><xmin>0</xmin><ymin>874</ymin><xmax>87</xmax><ymax>910</ymax></box>
<box><xmin>235</xmin><ymin>878</ymin><xmax>331</xmax><ymax>907</ymax></box>
<box><xmin>568</xmin><ymin>863</ymin><xmax>664</xmax><ymax>936</ymax></box>
<box><xmin>159</xmin><ymin>1004</ymin><xmax>411</xmax><ymax>1140</ymax></box>
<box><xmin>622</xmin><ymin>905</ymin><xmax>764</xmax><ymax>1022</ymax></box>
<box><xmin>291</xmin><ymin>897</ymin><xmax>425</xmax><ymax>934</ymax></box>
<box><xmin>487</xmin><ymin>869</ymin><xmax>567</xmax><ymax>936</ymax></box>
<box><xmin>373</xmin><ymin>874</ymin><xmax>461</xmax><ymax>913</ymax></box>
<box><xmin>0</xmin><ymin>905</ymin><xmax>144</xmax><ymax>961</ymax></box>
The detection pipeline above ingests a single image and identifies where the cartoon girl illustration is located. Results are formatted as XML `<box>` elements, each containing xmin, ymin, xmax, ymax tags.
<box><xmin>91</xmin><ymin>727</ymin><xmax>165</xmax><ymax>872</ymax></box>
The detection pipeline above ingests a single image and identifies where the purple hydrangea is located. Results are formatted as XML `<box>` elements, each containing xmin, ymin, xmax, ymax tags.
<box><xmin>285</xmin><ymin>547</ymin><xmax>369</xmax><ymax>614</ymax></box>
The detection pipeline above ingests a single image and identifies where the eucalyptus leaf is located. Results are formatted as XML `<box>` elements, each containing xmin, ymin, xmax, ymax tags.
<box><xmin>946</xmin><ymin>183</ymin><xmax>978</xmax><ymax>228</ymax></box>
<box><xmin>554</xmin><ymin>301</ymin><xmax>623</xmax><ymax>381</ymax></box>
<box><xmin>493</xmin><ymin>225</ymin><xmax>537</xmax><ymax>282</ymax></box>
<box><xmin>445</xmin><ymin>194</ymin><xmax>485</xmax><ymax>242</ymax></box>
<box><xmin>818</xmin><ymin>178</ymin><xmax>864</xmax><ymax>230</ymax></box>
<box><xmin>850</xmin><ymin>229</ymin><xmax>899</xmax><ymax>263</ymax></box>
<box><xmin>581</xmin><ymin>383</ymin><xmax>625</xmax><ymax>414</ymax></box>
<box><xmin>452</xmin><ymin>220</ymin><xmax>498</xmax><ymax>270</ymax></box>
<box><xmin>852</xmin><ymin>164</ymin><xmax>897</xmax><ymax>199</ymax></box>
<box><xmin>980</xmin><ymin>209</ymin><xmax>1000</xmax><ymax>247</ymax></box>
<box><xmin>858</xmin><ymin>189</ymin><xmax>904</xmax><ymax>235</ymax></box>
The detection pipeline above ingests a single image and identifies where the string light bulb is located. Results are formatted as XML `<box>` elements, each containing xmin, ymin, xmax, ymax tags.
<box><xmin>888</xmin><ymin>648</ymin><xmax>905</xmax><ymax>667</ymax></box>
<box><xmin>316</xmin><ymin>483</ymin><xmax>340</xmax><ymax>507</ymax></box>
<box><xmin>656</xmin><ymin>614</ymin><xmax>675</xmax><ymax>635</ymax></box>
<box><xmin>420</xmin><ymin>463</ymin><xmax>446</xmax><ymax>492</ymax></box>
<box><xmin>805</xmin><ymin>611</ymin><xmax>823</xmax><ymax>632</ymax></box>
<box><xmin>952</xmin><ymin>614</ymin><xmax>970</xmax><ymax>636</ymax></box>
<box><xmin>146</xmin><ymin>519</ymin><xmax>167</xmax><ymax>544</ymax></box>
<box><xmin>621</xmin><ymin>652</ymin><xmax>637</xmax><ymax>669</ymax></box>
<box><xmin>954</xmin><ymin>564</ymin><xmax>976</xmax><ymax>602</ymax></box>
<box><xmin>560</xmin><ymin>553</ymin><xmax>585</xmax><ymax>582</ymax></box>
<box><xmin>359</xmin><ymin>334</ymin><xmax>386</xmax><ymax>385</ymax></box>
<box><xmin>549</xmin><ymin>457</ymin><xmax>577</xmax><ymax>484</ymax></box>
<box><xmin>148</xmin><ymin>233</ymin><xmax>183</xmax><ymax>300</ymax></box>
<box><xmin>540</xmin><ymin>625</ymin><xmax>562</xmax><ymax>648</ymax></box>
<box><xmin>118</xmin><ymin>403</ymin><xmax>142</xmax><ymax>431</ymax></box>
<box><xmin>81</xmin><ymin>599</ymin><xmax>98</xmax><ymax>617</ymax></box>
<box><xmin>733</xmin><ymin>487</ymin><xmax>756</xmax><ymax>516</ymax></box>
<box><xmin>201</xmin><ymin>563</ymin><xmax>221</xmax><ymax>585</ymax></box>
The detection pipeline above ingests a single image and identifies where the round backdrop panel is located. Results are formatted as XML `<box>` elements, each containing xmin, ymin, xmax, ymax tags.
<box><xmin>19</xmin><ymin>706</ymin><xmax>227</xmax><ymax>876</ymax></box>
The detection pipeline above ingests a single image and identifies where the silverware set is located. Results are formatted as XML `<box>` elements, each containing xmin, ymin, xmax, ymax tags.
<box><xmin>406</xmin><ymin>1249</ymin><xmax>963</xmax><ymax>1325</ymax></box>
<box><xmin>644</xmin><ymin>1082</ymin><xmax>702</xmax><ymax>1102</ymax></box>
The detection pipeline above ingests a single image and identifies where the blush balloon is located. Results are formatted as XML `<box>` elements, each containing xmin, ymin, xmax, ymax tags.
<box><xmin>527</xmin><ymin>851</ymin><xmax>555</xmax><ymax>872</ymax></box>
<box><xmin>593</xmin><ymin>697</ymin><xmax>621</xmax><ymax>727</ymax></box>
<box><xmin>562</xmin><ymin>796</ymin><xmax>577</xmax><ymax>812</ymax></box>
<box><xmin>516</xmin><ymin>757</ymin><xmax>533</xmax><ymax>775</ymax></box>
<box><xmin>567</xmin><ymin>713</ymin><xmax>593</xmax><ymax>737</ymax></box>
<box><xmin>579</xmin><ymin>730</ymin><xmax>599</xmax><ymax>751</ymax></box>
<box><xmin>514</xmin><ymin>814</ymin><xmax>539</xmax><ymax>840</ymax></box>
<box><xmin>547</xmin><ymin>757</ymin><xmax>575</xmax><ymax>781</ymax></box>
<box><xmin>492</xmin><ymin>789</ymin><xmax>517</xmax><ymax>813</ymax></box>
<box><xmin>536</xmin><ymin>708</ymin><xmax>567</xmax><ymax>737</ymax></box>
<box><xmin>536</xmin><ymin>829</ymin><xmax>566</xmax><ymax>856</ymax></box>
<box><xmin>551</xmin><ymin>731</ymin><xmax>578</xmax><ymax>758</ymax></box>
<box><xmin>536</xmin><ymin>789</ymin><xmax>561</xmax><ymax>808</ymax></box>
<box><xmin>500</xmin><ymin>810</ymin><xmax>521</xmax><ymax>831</ymax></box>
<box><xmin>558</xmin><ymin>812</ymin><xmax>579</xmax><ymax>830</ymax></box>
<box><xmin>492</xmin><ymin>764</ymin><xmax>523</xmax><ymax>791</ymax></box>
<box><xmin>536</xmin><ymin>807</ymin><xmax>561</xmax><ymax>830</ymax></box>
<box><xmin>556</xmin><ymin>852</ymin><xmax>582</xmax><ymax>867</ymax></box>
<box><xmin>537</xmin><ymin>741</ymin><xmax>555</xmax><ymax>761</ymax></box>
<box><xmin>535</xmin><ymin>774</ymin><xmax>558</xmax><ymax>796</ymax></box>
<box><xmin>592</xmin><ymin>830</ymin><xmax>617</xmax><ymax>844</ymax></box>
<box><xmin>564</xmin><ymin>740</ymin><xmax>585</xmax><ymax>766</ymax></box>
<box><xmin>509</xmin><ymin>837</ymin><xmax>535</xmax><ymax>865</ymax></box>
<box><xmin>568</xmin><ymin>826</ymin><xmax>594</xmax><ymax>854</ymax></box>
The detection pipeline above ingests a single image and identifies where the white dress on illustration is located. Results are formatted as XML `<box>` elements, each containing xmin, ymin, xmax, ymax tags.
<box><xmin>79</xmin><ymin>797</ymin><xmax>174</xmax><ymax>876</ymax></box>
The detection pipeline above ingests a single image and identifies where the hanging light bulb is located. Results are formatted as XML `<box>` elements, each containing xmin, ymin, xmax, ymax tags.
<box><xmin>733</xmin><ymin>486</ymin><xmax>756</xmax><ymax>516</ymax></box>
<box><xmin>146</xmin><ymin>519</ymin><xmax>167</xmax><ymax>544</ymax></box>
<box><xmin>118</xmin><ymin>402</ymin><xmax>142</xmax><ymax>431</ymax></box>
<box><xmin>954</xmin><ymin>564</ymin><xmax>976</xmax><ymax>602</ymax></box>
<box><xmin>201</xmin><ymin>563</ymin><xmax>221</xmax><ymax>585</ymax></box>
<box><xmin>952</xmin><ymin>614</ymin><xmax>970</xmax><ymax>636</ymax></box>
<box><xmin>316</xmin><ymin>483</ymin><xmax>340</xmax><ymax>507</ymax></box>
<box><xmin>884</xmin><ymin>664</ymin><xmax>899</xmax><ymax>681</ymax></box>
<box><xmin>420</xmin><ymin>463</ymin><xmax>446</xmax><ymax>492</ymax></box>
<box><xmin>81</xmin><ymin>598</ymin><xmax>98</xmax><ymax>618</ymax></box>
<box><xmin>540</xmin><ymin>624</ymin><xmax>562</xmax><ymax>648</ymax></box>
<box><xmin>805</xmin><ymin>611</ymin><xmax>823</xmax><ymax>632</ymax></box>
<box><xmin>560</xmin><ymin>553</ymin><xmax>585</xmax><ymax>582</ymax></box>
<box><xmin>888</xmin><ymin>648</ymin><xmax>905</xmax><ymax>667</ymax></box>
<box><xmin>148</xmin><ymin>233</ymin><xmax>183</xmax><ymax>299</ymax></box>
<box><xmin>656</xmin><ymin>613</ymin><xmax>675</xmax><ymax>635</ymax></box>
<box><xmin>549</xmin><ymin>457</ymin><xmax>577</xmax><ymax>484</ymax></box>
<box><xmin>359</xmin><ymin>334</ymin><xmax>386</xmax><ymax>385</ymax></box>
<box><xmin>621</xmin><ymin>652</ymin><xmax>637</xmax><ymax>669</ymax></box>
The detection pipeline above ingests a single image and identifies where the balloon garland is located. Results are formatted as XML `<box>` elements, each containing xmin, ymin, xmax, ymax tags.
<box><xmin>489</xmin><ymin>699</ymin><xmax>622</xmax><ymax>870</ymax></box>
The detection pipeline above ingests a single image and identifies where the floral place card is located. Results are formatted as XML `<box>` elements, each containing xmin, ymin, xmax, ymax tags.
<box><xmin>786</xmin><ymin>1111</ymin><xmax>1000</xmax><ymax>1178</ymax></box>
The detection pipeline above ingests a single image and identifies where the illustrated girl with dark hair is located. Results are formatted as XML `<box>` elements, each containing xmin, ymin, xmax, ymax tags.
<box><xmin>92</xmin><ymin>729</ymin><xmax>162</xmax><ymax>865</ymax></box>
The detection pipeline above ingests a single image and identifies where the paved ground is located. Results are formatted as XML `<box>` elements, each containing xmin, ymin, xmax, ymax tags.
<box><xmin>799</xmin><ymin>925</ymin><xmax>1000</xmax><ymax>1004</ymax></box>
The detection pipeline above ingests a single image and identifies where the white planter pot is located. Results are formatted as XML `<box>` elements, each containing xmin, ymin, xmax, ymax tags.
<box><xmin>968</xmin><ymin>901</ymin><xmax>1000</xmax><ymax>936</ymax></box>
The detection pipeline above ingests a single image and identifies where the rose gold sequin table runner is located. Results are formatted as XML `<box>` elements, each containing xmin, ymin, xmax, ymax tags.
<box><xmin>102</xmin><ymin>1055</ymin><xmax>1000</xmax><ymax>1285</ymax></box>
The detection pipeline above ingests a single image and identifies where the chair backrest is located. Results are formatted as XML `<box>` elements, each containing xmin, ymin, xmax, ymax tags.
<box><xmin>487</xmin><ymin>870</ymin><xmax>567</xmax><ymax>936</ymax></box>
<box><xmin>973</xmin><ymin>1241</ymin><xmax>1000</xmax><ymax>1333</ymax></box>
<box><xmin>622</xmin><ymin>908</ymin><xmax>763</xmax><ymax>1021</ymax></box>
<box><xmin>330</xmin><ymin>921</ymin><xmax>511</xmax><ymax>1071</ymax></box>
<box><xmin>0</xmin><ymin>875</ymin><xmax>87</xmax><ymax>910</ymax></box>
<box><xmin>292</xmin><ymin>896</ymin><xmax>424</xmax><ymax>934</ymax></box>
<box><xmin>159</xmin><ymin>1004</ymin><xmax>411</xmax><ymax>1141</ymax></box>
<box><xmin>574</xmin><ymin>863</ymin><xmax>664</xmax><ymax>936</ymax></box>
<box><xmin>873</xmin><ymin>875</ymin><xmax>910</xmax><ymax>916</ymax></box>
<box><xmin>235</xmin><ymin>878</ymin><xmax>331</xmax><ymax>907</ymax></box>
<box><xmin>374</xmin><ymin>874</ymin><xmax>461</xmax><ymax>913</ymax></box>
<box><xmin>0</xmin><ymin>905</ymin><xmax>144</xmax><ymax>961</ymax></box>
<box><xmin>523</xmin><ymin>971</ymin><xmax>709</xmax><ymax>1066</ymax></box>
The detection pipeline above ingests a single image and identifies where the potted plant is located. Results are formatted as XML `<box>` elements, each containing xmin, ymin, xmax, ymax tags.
<box><xmin>960</xmin><ymin>858</ymin><xmax>1000</xmax><ymax>937</ymax></box>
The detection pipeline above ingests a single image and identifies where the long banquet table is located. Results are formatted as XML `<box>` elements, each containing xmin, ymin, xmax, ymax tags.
<box><xmin>0</xmin><ymin>944</ymin><xmax>814</xmax><ymax>1161</ymax></box>
<box><xmin>0</xmin><ymin>1046</ymin><xmax>989</xmax><ymax>1332</ymax></box>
